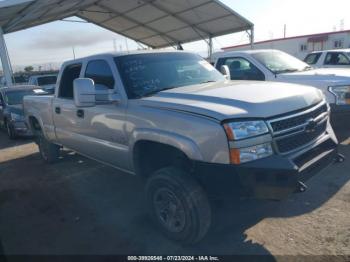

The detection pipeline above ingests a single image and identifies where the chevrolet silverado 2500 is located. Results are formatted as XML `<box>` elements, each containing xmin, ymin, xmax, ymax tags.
<box><xmin>214</xmin><ymin>49</ymin><xmax>350</xmax><ymax>130</ymax></box>
<box><xmin>23</xmin><ymin>51</ymin><xmax>343</xmax><ymax>244</ymax></box>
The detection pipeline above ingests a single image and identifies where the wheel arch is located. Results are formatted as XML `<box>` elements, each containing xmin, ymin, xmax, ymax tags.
<box><xmin>130</xmin><ymin>129</ymin><xmax>203</xmax><ymax>178</ymax></box>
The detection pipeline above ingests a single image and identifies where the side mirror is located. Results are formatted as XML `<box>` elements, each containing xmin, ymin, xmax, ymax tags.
<box><xmin>220</xmin><ymin>65</ymin><xmax>231</xmax><ymax>80</ymax></box>
<box><xmin>73</xmin><ymin>78</ymin><xmax>96</xmax><ymax>108</ymax></box>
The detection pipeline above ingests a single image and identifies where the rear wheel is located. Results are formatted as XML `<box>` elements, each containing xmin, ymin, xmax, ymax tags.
<box><xmin>146</xmin><ymin>167</ymin><xmax>211</xmax><ymax>244</ymax></box>
<box><xmin>37</xmin><ymin>131</ymin><xmax>60</xmax><ymax>163</ymax></box>
<box><xmin>5</xmin><ymin>121</ymin><xmax>16</xmax><ymax>140</ymax></box>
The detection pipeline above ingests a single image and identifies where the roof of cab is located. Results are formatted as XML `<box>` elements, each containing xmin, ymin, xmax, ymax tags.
<box><xmin>62</xmin><ymin>50</ymin><xmax>197</xmax><ymax>66</ymax></box>
<box><xmin>213</xmin><ymin>49</ymin><xmax>284</xmax><ymax>58</ymax></box>
<box><xmin>310</xmin><ymin>49</ymin><xmax>350</xmax><ymax>54</ymax></box>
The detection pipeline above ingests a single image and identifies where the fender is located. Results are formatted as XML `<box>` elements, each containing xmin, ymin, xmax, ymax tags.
<box><xmin>26</xmin><ymin>111</ymin><xmax>53</xmax><ymax>141</ymax></box>
<box><xmin>129</xmin><ymin>128</ymin><xmax>204</xmax><ymax>169</ymax></box>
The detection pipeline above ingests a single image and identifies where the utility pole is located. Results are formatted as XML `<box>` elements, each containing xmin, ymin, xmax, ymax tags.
<box><xmin>113</xmin><ymin>39</ymin><xmax>117</xmax><ymax>52</ymax></box>
<box><xmin>284</xmin><ymin>24</ymin><xmax>287</xmax><ymax>38</ymax></box>
<box><xmin>0</xmin><ymin>27</ymin><xmax>13</xmax><ymax>87</ymax></box>
<box><xmin>125</xmin><ymin>37</ymin><xmax>129</xmax><ymax>52</ymax></box>
<box><xmin>208</xmin><ymin>36</ymin><xmax>213</xmax><ymax>61</ymax></box>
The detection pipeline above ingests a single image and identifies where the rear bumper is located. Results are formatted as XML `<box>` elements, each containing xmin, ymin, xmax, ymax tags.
<box><xmin>193</xmin><ymin>137</ymin><xmax>339</xmax><ymax>200</ymax></box>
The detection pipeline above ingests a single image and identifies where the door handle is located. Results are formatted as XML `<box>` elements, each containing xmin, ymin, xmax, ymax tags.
<box><xmin>77</xmin><ymin>109</ymin><xmax>84</xmax><ymax>118</ymax></box>
<box><xmin>55</xmin><ymin>107</ymin><xmax>61</xmax><ymax>114</ymax></box>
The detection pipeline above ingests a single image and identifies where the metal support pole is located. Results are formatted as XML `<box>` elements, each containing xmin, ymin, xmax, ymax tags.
<box><xmin>250</xmin><ymin>26</ymin><xmax>255</xmax><ymax>49</ymax></box>
<box><xmin>208</xmin><ymin>36</ymin><xmax>213</xmax><ymax>61</ymax></box>
<box><xmin>0</xmin><ymin>27</ymin><xmax>13</xmax><ymax>87</ymax></box>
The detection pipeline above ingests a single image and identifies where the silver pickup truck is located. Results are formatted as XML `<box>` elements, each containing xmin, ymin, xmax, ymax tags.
<box><xmin>23</xmin><ymin>51</ymin><xmax>343</xmax><ymax>244</ymax></box>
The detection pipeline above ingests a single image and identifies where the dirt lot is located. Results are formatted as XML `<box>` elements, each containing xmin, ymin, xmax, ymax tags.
<box><xmin>0</xmin><ymin>130</ymin><xmax>350</xmax><ymax>259</ymax></box>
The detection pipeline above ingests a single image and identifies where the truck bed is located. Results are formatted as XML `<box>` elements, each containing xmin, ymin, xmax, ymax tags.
<box><xmin>23</xmin><ymin>95</ymin><xmax>56</xmax><ymax>141</ymax></box>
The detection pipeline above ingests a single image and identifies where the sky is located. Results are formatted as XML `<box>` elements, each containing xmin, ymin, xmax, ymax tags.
<box><xmin>2</xmin><ymin>0</ymin><xmax>350</xmax><ymax>71</ymax></box>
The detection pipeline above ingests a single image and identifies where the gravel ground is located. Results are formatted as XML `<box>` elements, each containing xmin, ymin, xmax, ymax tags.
<box><xmin>0</xmin><ymin>131</ymin><xmax>349</xmax><ymax>260</ymax></box>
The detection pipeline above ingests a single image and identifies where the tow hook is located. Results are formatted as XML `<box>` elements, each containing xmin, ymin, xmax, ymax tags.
<box><xmin>335</xmin><ymin>153</ymin><xmax>346</xmax><ymax>163</ymax></box>
<box><xmin>297</xmin><ymin>181</ymin><xmax>308</xmax><ymax>193</ymax></box>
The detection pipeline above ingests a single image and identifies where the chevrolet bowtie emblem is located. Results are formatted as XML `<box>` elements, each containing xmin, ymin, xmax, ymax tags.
<box><xmin>305</xmin><ymin>118</ymin><xmax>318</xmax><ymax>133</ymax></box>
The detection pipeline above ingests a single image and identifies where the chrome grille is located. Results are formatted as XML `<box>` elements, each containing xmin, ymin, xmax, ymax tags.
<box><xmin>268</xmin><ymin>102</ymin><xmax>329</xmax><ymax>154</ymax></box>
<box><xmin>275</xmin><ymin>121</ymin><xmax>327</xmax><ymax>153</ymax></box>
<box><xmin>270</xmin><ymin>104</ymin><xmax>328</xmax><ymax>133</ymax></box>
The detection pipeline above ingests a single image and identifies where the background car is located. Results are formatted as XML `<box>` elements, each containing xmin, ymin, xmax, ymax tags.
<box><xmin>0</xmin><ymin>86</ymin><xmax>46</xmax><ymax>139</ymax></box>
<box><xmin>304</xmin><ymin>49</ymin><xmax>350</xmax><ymax>68</ymax></box>
<box><xmin>214</xmin><ymin>49</ymin><xmax>350</xmax><ymax>132</ymax></box>
<box><xmin>28</xmin><ymin>74</ymin><xmax>58</xmax><ymax>94</ymax></box>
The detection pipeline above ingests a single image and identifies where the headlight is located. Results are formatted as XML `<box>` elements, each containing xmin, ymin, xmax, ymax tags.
<box><xmin>230</xmin><ymin>143</ymin><xmax>273</xmax><ymax>164</ymax></box>
<box><xmin>224</xmin><ymin>121</ymin><xmax>269</xmax><ymax>140</ymax></box>
<box><xmin>329</xmin><ymin>86</ymin><xmax>350</xmax><ymax>105</ymax></box>
<box><xmin>10</xmin><ymin>113</ymin><xmax>25</xmax><ymax>121</ymax></box>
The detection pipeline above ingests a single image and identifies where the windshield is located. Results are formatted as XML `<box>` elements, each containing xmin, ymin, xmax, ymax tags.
<box><xmin>37</xmin><ymin>76</ymin><xmax>57</xmax><ymax>86</ymax></box>
<box><xmin>115</xmin><ymin>52</ymin><xmax>225</xmax><ymax>98</ymax></box>
<box><xmin>4</xmin><ymin>90</ymin><xmax>37</xmax><ymax>105</ymax></box>
<box><xmin>252</xmin><ymin>51</ymin><xmax>310</xmax><ymax>74</ymax></box>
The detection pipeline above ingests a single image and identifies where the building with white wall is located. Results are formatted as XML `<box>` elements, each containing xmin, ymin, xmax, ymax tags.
<box><xmin>221</xmin><ymin>29</ymin><xmax>350</xmax><ymax>60</ymax></box>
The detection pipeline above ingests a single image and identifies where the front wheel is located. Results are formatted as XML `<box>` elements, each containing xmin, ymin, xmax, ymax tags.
<box><xmin>37</xmin><ymin>131</ymin><xmax>60</xmax><ymax>163</ymax></box>
<box><xmin>146</xmin><ymin>167</ymin><xmax>211</xmax><ymax>244</ymax></box>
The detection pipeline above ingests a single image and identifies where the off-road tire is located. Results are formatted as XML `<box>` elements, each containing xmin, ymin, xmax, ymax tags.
<box><xmin>37</xmin><ymin>131</ymin><xmax>60</xmax><ymax>164</ymax></box>
<box><xmin>146</xmin><ymin>167</ymin><xmax>211</xmax><ymax>245</ymax></box>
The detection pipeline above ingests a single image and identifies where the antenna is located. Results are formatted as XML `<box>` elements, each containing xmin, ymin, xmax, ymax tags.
<box><xmin>72</xmin><ymin>47</ymin><xmax>76</xmax><ymax>60</ymax></box>
<box><xmin>125</xmin><ymin>37</ymin><xmax>129</xmax><ymax>52</ymax></box>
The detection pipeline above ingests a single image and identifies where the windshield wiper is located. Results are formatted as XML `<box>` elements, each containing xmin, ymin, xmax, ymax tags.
<box><xmin>303</xmin><ymin>66</ymin><xmax>313</xmax><ymax>71</ymax></box>
<box><xmin>274</xmin><ymin>69</ymin><xmax>299</xmax><ymax>74</ymax></box>
<box><xmin>200</xmin><ymin>80</ymin><xmax>217</xmax><ymax>84</ymax></box>
<box><xmin>142</xmin><ymin>86</ymin><xmax>178</xmax><ymax>98</ymax></box>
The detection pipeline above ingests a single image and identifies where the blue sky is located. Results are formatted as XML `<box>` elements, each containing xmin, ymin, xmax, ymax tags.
<box><xmin>2</xmin><ymin>0</ymin><xmax>350</xmax><ymax>70</ymax></box>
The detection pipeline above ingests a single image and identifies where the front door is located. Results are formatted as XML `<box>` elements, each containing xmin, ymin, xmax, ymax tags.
<box><xmin>76</xmin><ymin>59</ymin><xmax>129</xmax><ymax>170</ymax></box>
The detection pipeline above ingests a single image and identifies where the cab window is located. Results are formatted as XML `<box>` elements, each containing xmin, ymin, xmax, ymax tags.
<box><xmin>85</xmin><ymin>60</ymin><xmax>115</xmax><ymax>90</ymax></box>
<box><xmin>304</xmin><ymin>53</ymin><xmax>321</xmax><ymax>65</ymax></box>
<box><xmin>324</xmin><ymin>53</ymin><xmax>350</xmax><ymax>65</ymax></box>
<box><xmin>216</xmin><ymin>57</ymin><xmax>265</xmax><ymax>81</ymax></box>
<box><xmin>58</xmin><ymin>64</ymin><xmax>82</xmax><ymax>99</ymax></box>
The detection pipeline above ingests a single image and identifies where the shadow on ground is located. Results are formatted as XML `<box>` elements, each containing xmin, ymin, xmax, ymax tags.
<box><xmin>0</xmin><ymin>139</ymin><xmax>349</xmax><ymax>257</ymax></box>
<box><xmin>0</xmin><ymin>131</ymin><xmax>33</xmax><ymax>150</ymax></box>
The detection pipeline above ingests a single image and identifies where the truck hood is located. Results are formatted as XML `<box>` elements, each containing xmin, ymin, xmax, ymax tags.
<box><xmin>277</xmin><ymin>68</ymin><xmax>350</xmax><ymax>85</ymax></box>
<box><xmin>138</xmin><ymin>81</ymin><xmax>323</xmax><ymax>121</ymax></box>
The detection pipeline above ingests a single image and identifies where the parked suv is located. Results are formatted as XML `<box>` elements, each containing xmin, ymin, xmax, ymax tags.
<box><xmin>24</xmin><ymin>51</ymin><xmax>343</xmax><ymax>244</ymax></box>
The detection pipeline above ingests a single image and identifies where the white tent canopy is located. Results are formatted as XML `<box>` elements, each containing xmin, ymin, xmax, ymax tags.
<box><xmin>0</xmin><ymin>0</ymin><xmax>254</xmax><ymax>86</ymax></box>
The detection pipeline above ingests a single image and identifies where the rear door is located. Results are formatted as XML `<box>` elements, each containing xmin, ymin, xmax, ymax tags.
<box><xmin>324</xmin><ymin>52</ymin><xmax>350</xmax><ymax>68</ymax></box>
<box><xmin>52</xmin><ymin>63</ymin><xmax>83</xmax><ymax>150</ymax></box>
